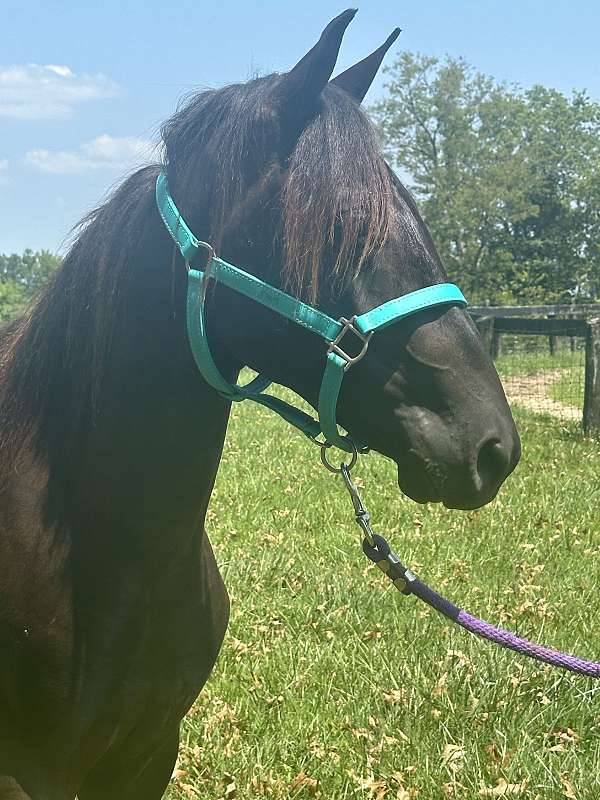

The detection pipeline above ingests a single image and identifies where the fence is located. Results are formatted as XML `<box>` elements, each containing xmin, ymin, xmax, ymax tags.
<box><xmin>470</xmin><ymin>302</ymin><xmax>600</xmax><ymax>317</ymax></box>
<box><xmin>473</xmin><ymin>313</ymin><xmax>600</xmax><ymax>435</ymax></box>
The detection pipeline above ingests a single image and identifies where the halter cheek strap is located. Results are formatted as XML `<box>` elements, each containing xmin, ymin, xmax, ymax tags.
<box><xmin>156</xmin><ymin>172</ymin><xmax>467</xmax><ymax>451</ymax></box>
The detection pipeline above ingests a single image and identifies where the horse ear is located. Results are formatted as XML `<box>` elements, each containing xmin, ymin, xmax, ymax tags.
<box><xmin>278</xmin><ymin>9</ymin><xmax>357</xmax><ymax>108</ymax></box>
<box><xmin>331</xmin><ymin>28</ymin><xmax>401</xmax><ymax>103</ymax></box>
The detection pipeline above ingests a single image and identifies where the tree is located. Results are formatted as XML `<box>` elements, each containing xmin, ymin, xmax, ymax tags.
<box><xmin>373</xmin><ymin>53</ymin><xmax>600</xmax><ymax>304</ymax></box>
<box><xmin>0</xmin><ymin>281</ymin><xmax>29</xmax><ymax>325</ymax></box>
<box><xmin>0</xmin><ymin>249</ymin><xmax>61</xmax><ymax>323</ymax></box>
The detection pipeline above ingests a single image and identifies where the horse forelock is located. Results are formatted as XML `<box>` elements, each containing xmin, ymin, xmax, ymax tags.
<box><xmin>161</xmin><ymin>77</ymin><xmax>395</xmax><ymax>303</ymax></box>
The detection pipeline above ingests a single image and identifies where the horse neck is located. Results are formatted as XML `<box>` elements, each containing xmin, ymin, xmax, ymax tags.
<box><xmin>78</xmin><ymin>310</ymin><xmax>232</xmax><ymax>556</ymax></box>
<box><xmin>8</xmin><ymin>175</ymin><xmax>235</xmax><ymax>561</ymax></box>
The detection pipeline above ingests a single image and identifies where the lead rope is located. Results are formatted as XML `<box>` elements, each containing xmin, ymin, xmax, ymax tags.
<box><xmin>320</xmin><ymin>446</ymin><xmax>600</xmax><ymax>679</ymax></box>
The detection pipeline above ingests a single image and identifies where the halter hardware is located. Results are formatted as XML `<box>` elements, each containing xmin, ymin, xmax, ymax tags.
<box><xmin>320</xmin><ymin>441</ymin><xmax>358</xmax><ymax>474</ymax></box>
<box><xmin>184</xmin><ymin>240</ymin><xmax>215</xmax><ymax>273</ymax></box>
<box><xmin>327</xmin><ymin>316</ymin><xmax>373</xmax><ymax>371</ymax></box>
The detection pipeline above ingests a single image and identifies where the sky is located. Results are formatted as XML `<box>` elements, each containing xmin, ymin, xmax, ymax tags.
<box><xmin>1</xmin><ymin>0</ymin><xmax>598</xmax><ymax>255</ymax></box>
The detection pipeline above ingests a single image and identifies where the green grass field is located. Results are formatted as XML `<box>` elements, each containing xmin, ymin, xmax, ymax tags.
<box><xmin>165</xmin><ymin>396</ymin><xmax>600</xmax><ymax>800</ymax></box>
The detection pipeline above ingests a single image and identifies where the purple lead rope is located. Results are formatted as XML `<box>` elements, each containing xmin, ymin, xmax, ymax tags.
<box><xmin>457</xmin><ymin>610</ymin><xmax>600</xmax><ymax>677</ymax></box>
<box><xmin>337</xmin><ymin>464</ymin><xmax>600</xmax><ymax>679</ymax></box>
<box><xmin>406</xmin><ymin>570</ymin><xmax>600</xmax><ymax>678</ymax></box>
<box><xmin>362</xmin><ymin>532</ymin><xmax>600</xmax><ymax>678</ymax></box>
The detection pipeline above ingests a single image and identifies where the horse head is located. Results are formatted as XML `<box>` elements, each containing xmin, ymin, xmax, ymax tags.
<box><xmin>161</xmin><ymin>9</ymin><xmax>521</xmax><ymax>509</ymax></box>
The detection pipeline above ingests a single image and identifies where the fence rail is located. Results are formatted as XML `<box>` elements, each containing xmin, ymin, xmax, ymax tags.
<box><xmin>470</xmin><ymin>303</ymin><xmax>600</xmax><ymax>317</ymax></box>
<box><xmin>491</xmin><ymin>317</ymin><xmax>589</xmax><ymax>336</ymax></box>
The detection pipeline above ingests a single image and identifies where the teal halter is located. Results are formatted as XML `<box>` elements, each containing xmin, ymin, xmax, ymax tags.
<box><xmin>156</xmin><ymin>172</ymin><xmax>467</xmax><ymax>453</ymax></box>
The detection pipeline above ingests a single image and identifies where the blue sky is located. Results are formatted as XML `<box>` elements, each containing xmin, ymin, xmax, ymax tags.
<box><xmin>1</xmin><ymin>0</ymin><xmax>598</xmax><ymax>254</ymax></box>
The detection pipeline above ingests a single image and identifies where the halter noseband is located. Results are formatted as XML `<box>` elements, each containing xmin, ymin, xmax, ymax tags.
<box><xmin>156</xmin><ymin>172</ymin><xmax>467</xmax><ymax>452</ymax></box>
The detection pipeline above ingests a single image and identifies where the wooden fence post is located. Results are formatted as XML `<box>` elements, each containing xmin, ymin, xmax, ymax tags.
<box><xmin>475</xmin><ymin>316</ymin><xmax>495</xmax><ymax>358</ymax></box>
<box><xmin>492</xmin><ymin>329</ymin><xmax>502</xmax><ymax>359</ymax></box>
<box><xmin>583</xmin><ymin>318</ymin><xmax>600</xmax><ymax>436</ymax></box>
<box><xmin>547</xmin><ymin>312</ymin><xmax>557</xmax><ymax>356</ymax></box>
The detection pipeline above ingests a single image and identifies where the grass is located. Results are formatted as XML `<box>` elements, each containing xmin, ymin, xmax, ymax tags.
<box><xmin>494</xmin><ymin>342</ymin><xmax>584</xmax><ymax>380</ymax></box>
<box><xmin>165</xmin><ymin>397</ymin><xmax>600</xmax><ymax>800</ymax></box>
<box><xmin>496</xmin><ymin>349</ymin><xmax>583</xmax><ymax>377</ymax></box>
<box><xmin>549</xmin><ymin>372</ymin><xmax>585</xmax><ymax>409</ymax></box>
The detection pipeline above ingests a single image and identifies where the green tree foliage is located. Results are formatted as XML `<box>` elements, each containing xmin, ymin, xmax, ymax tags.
<box><xmin>373</xmin><ymin>53</ymin><xmax>600</xmax><ymax>304</ymax></box>
<box><xmin>0</xmin><ymin>249</ymin><xmax>61</xmax><ymax>324</ymax></box>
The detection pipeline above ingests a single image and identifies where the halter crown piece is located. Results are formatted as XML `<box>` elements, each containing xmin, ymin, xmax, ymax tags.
<box><xmin>156</xmin><ymin>172</ymin><xmax>600</xmax><ymax>679</ymax></box>
<box><xmin>156</xmin><ymin>172</ymin><xmax>466</xmax><ymax>451</ymax></box>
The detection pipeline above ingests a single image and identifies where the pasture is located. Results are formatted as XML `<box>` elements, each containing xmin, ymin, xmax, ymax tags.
<box><xmin>496</xmin><ymin>345</ymin><xmax>586</xmax><ymax>426</ymax></box>
<box><xmin>166</xmin><ymin>387</ymin><xmax>600</xmax><ymax>799</ymax></box>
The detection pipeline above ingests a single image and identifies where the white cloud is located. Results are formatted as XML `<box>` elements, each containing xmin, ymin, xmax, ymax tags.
<box><xmin>0</xmin><ymin>63</ymin><xmax>120</xmax><ymax>120</ymax></box>
<box><xmin>25</xmin><ymin>134</ymin><xmax>156</xmax><ymax>174</ymax></box>
<box><xmin>45</xmin><ymin>65</ymin><xmax>73</xmax><ymax>78</ymax></box>
<box><xmin>0</xmin><ymin>158</ymin><xmax>8</xmax><ymax>185</ymax></box>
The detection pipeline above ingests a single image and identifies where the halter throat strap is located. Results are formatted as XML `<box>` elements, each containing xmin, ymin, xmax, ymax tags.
<box><xmin>156</xmin><ymin>172</ymin><xmax>468</xmax><ymax>451</ymax></box>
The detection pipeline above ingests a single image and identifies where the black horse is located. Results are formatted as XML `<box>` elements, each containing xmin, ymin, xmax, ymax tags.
<box><xmin>0</xmin><ymin>10</ymin><xmax>520</xmax><ymax>799</ymax></box>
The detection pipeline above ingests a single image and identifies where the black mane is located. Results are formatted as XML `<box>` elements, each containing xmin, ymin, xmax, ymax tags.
<box><xmin>0</xmin><ymin>167</ymin><xmax>162</xmax><ymax>457</ymax></box>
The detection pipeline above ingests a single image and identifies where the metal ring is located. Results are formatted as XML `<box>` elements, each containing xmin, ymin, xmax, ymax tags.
<box><xmin>185</xmin><ymin>241</ymin><xmax>216</xmax><ymax>273</ymax></box>
<box><xmin>320</xmin><ymin>441</ymin><xmax>358</xmax><ymax>474</ymax></box>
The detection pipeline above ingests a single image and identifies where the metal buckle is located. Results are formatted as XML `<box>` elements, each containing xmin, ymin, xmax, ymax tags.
<box><xmin>328</xmin><ymin>316</ymin><xmax>373</xmax><ymax>371</ymax></box>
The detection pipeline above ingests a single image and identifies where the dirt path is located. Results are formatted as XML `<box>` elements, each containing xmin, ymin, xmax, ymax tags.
<box><xmin>501</xmin><ymin>369</ymin><xmax>581</xmax><ymax>422</ymax></box>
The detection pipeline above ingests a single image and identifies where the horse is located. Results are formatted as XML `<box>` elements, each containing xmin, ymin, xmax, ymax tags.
<box><xmin>0</xmin><ymin>10</ymin><xmax>520</xmax><ymax>799</ymax></box>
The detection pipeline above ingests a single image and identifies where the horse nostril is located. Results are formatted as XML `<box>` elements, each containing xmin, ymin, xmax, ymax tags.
<box><xmin>476</xmin><ymin>437</ymin><xmax>511</xmax><ymax>491</ymax></box>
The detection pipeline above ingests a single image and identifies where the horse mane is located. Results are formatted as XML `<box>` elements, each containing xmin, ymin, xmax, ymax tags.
<box><xmin>0</xmin><ymin>75</ymin><xmax>394</xmax><ymax>455</ymax></box>
<box><xmin>0</xmin><ymin>166</ymin><xmax>163</xmax><ymax>457</ymax></box>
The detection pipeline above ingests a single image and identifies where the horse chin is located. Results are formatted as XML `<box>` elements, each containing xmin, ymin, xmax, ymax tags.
<box><xmin>396</xmin><ymin>464</ymin><xmax>501</xmax><ymax>511</ymax></box>
<box><xmin>396</xmin><ymin>461</ymin><xmax>442</xmax><ymax>505</ymax></box>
